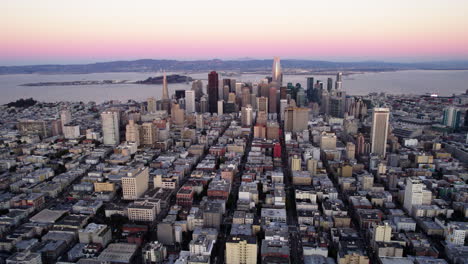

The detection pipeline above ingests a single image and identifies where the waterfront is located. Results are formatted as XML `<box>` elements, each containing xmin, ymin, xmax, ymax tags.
<box><xmin>1</xmin><ymin>70</ymin><xmax>468</xmax><ymax>104</ymax></box>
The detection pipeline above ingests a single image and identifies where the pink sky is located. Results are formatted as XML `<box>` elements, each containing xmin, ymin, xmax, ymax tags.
<box><xmin>2</xmin><ymin>0</ymin><xmax>468</xmax><ymax>65</ymax></box>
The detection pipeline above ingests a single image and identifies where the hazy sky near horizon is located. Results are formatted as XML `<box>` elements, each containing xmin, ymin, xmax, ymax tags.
<box><xmin>2</xmin><ymin>0</ymin><xmax>468</xmax><ymax>65</ymax></box>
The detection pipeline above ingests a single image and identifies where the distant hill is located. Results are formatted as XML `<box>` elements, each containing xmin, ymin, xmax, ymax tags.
<box><xmin>1</xmin><ymin>59</ymin><xmax>468</xmax><ymax>74</ymax></box>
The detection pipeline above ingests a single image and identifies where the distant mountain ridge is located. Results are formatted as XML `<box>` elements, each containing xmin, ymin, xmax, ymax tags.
<box><xmin>1</xmin><ymin>59</ymin><xmax>468</xmax><ymax>74</ymax></box>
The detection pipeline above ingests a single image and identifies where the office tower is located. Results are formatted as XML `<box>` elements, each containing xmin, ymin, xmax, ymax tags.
<box><xmin>250</xmin><ymin>94</ymin><xmax>257</xmax><ymax>110</ymax></box>
<box><xmin>60</xmin><ymin>109</ymin><xmax>71</xmax><ymax>133</ymax></box>
<box><xmin>223</xmin><ymin>85</ymin><xmax>230</xmax><ymax>102</ymax></box>
<box><xmin>279</xmin><ymin>99</ymin><xmax>288</xmax><ymax>121</ymax></box>
<box><xmin>320</xmin><ymin>132</ymin><xmax>337</xmax><ymax>150</ymax></box>
<box><xmin>200</xmin><ymin>96</ymin><xmax>208</xmax><ymax>113</ymax></box>
<box><xmin>235</xmin><ymin>82</ymin><xmax>243</xmax><ymax>96</ymax></box>
<box><xmin>252</xmin><ymin>83</ymin><xmax>259</xmax><ymax>96</ymax></box>
<box><xmin>371</xmin><ymin>108</ymin><xmax>390</xmax><ymax>157</ymax></box>
<box><xmin>254</xmin><ymin>125</ymin><xmax>266</xmax><ymax>138</ymax></box>
<box><xmin>172</xmin><ymin>103</ymin><xmax>185</xmax><ymax>125</ymax></box>
<box><xmin>223</xmin><ymin>78</ymin><xmax>231</xmax><ymax>92</ymax></box>
<box><xmin>259</xmin><ymin>83</ymin><xmax>269</xmax><ymax>98</ymax></box>
<box><xmin>335</xmin><ymin>72</ymin><xmax>343</xmax><ymax>90</ymax></box>
<box><xmin>230</xmin><ymin>79</ymin><xmax>237</xmax><ymax>93</ymax></box>
<box><xmin>356</xmin><ymin>133</ymin><xmax>365</xmax><ymax>155</ymax></box>
<box><xmin>225</xmin><ymin>236</ymin><xmax>257</xmax><ymax>264</ymax></box>
<box><xmin>329</xmin><ymin>95</ymin><xmax>345</xmax><ymax>118</ymax></box>
<box><xmin>306</xmin><ymin>77</ymin><xmax>314</xmax><ymax>92</ymax></box>
<box><xmin>443</xmin><ymin>106</ymin><xmax>461</xmax><ymax>129</ymax></box>
<box><xmin>185</xmin><ymin>90</ymin><xmax>196</xmax><ymax>113</ymax></box>
<box><xmin>272</xmin><ymin>56</ymin><xmax>283</xmax><ymax>85</ymax></box>
<box><xmin>327</xmin><ymin>77</ymin><xmax>333</xmax><ymax>92</ymax></box>
<box><xmin>373</xmin><ymin>223</ymin><xmax>392</xmax><ymax>243</ymax></box>
<box><xmin>257</xmin><ymin>111</ymin><xmax>267</xmax><ymax>126</ymax></box>
<box><xmin>147</xmin><ymin>97</ymin><xmax>157</xmax><ymax>113</ymax></box>
<box><xmin>268</xmin><ymin>87</ymin><xmax>277</xmax><ymax>114</ymax></box>
<box><xmin>125</xmin><ymin>120</ymin><xmax>141</xmax><ymax>146</ymax></box>
<box><xmin>192</xmin><ymin>80</ymin><xmax>204</xmax><ymax>101</ymax></box>
<box><xmin>241</xmin><ymin>105</ymin><xmax>253</xmax><ymax>126</ymax></box>
<box><xmin>284</xmin><ymin>107</ymin><xmax>309</xmax><ymax>133</ymax></box>
<box><xmin>242</xmin><ymin>87</ymin><xmax>251</xmax><ymax>107</ymax></box>
<box><xmin>403</xmin><ymin>178</ymin><xmax>432</xmax><ymax>213</ymax></box>
<box><xmin>141</xmin><ymin>122</ymin><xmax>158</xmax><ymax>146</ymax></box>
<box><xmin>346</xmin><ymin>142</ymin><xmax>356</xmax><ymax>160</ymax></box>
<box><xmin>101</xmin><ymin>110</ymin><xmax>120</xmax><ymax>145</ymax></box>
<box><xmin>162</xmin><ymin>71</ymin><xmax>169</xmax><ymax>100</ymax></box>
<box><xmin>280</xmin><ymin>86</ymin><xmax>287</xmax><ymax>100</ymax></box>
<box><xmin>208</xmin><ymin>71</ymin><xmax>219</xmax><ymax>114</ymax></box>
<box><xmin>257</xmin><ymin>97</ymin><xmax>268</xmax><ymax>113</ymax></box>
<box><xmin>217</xmin><ymin>100</ymin><xmax>224</xmax><ymax>115</ymax></box>
<box><xmin>266</xmin><ymin>121</ymin><xmax>280</xmax><ymax>140</ymax></box>
<box><xmin>296</xmin><ymin>88</ymin><xmax>306</xmax><ymax>107</ymax></box>
<box><xmin>122</xmin><ymin>167</ymin><xmax>149</xmax><ymax>200</ymax></box>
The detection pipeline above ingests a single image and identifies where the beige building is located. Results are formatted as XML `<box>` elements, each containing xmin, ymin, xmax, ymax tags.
<box><xmin>370</xmin><ymin>108</ymin><xmax>390</xmax><ymax>157</ymax></box>
<box><xmin>346</xmin><ymin>142</ymin><xmax>356</xmax><ymax>160</ymax></box>
<box><xmin>225</xmin><ymin>236</ymin><xmax>257</xmax><ymax>264</ymax></box>
<box><xmin>147</xmin><ymin>97</ymin><xmax>157</xmax><ymax>113</ymax></box>
<box><xmin>320</xmin><ymin>132</ymin><xmax>337</xmax><ymax>150</ymax></box>
<box><xmin>172</xmin><ymin>103</ymin><xmax>185</xmax><ymax>125</ymax></box>
<box><xmin>291</xmin><ymin>155</ymin><xmax>301</xmax><ymax>171</ymax></box>
<box><xmin>122</xmin><ymin>167</ymin><xmax>149</xmax><ymax>200</ymax></box>
<box><xmin>141</xmin><ymin>122</ymin><xmax>158</xmax><ymax>146</ymax></box>
<box><xmin>127</xmin><ymin>199</ymin><xmax>161</xmax><ymax>222</ymax></box>
<box><xmin>284</xmin><ymin>107</ymin><xmax>309</xmax><ymax>133</ymax></box>
<box><xmin>125</xmin><ymin>120</ymin><xmax>141</xmax><ymax>146</ymax></box>
<box><xmin>94</xmin><ymin>182</ymin><xmax>116</xmax><ymax>192</ymax></box>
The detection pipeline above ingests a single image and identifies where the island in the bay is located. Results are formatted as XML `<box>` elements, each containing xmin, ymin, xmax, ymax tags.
<box><xmin>20</xmin><ymin>74</ymin><xmax>192</xmax><ymax>86</ymax></box>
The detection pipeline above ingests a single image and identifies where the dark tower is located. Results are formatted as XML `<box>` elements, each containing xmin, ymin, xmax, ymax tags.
<box><xmin>208</xmin><ymin>71</ymin><xmax>219</xmax><ymax>114</ymax></box>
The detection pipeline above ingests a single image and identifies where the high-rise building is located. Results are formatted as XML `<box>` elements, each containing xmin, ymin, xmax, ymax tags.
<box><xmin>217</xmin><ymin>100</ymin><xmax>224</xmax><ymax>115</ymax></box>
<box><xmin>208</xmin><ymin>71</ymin><xmax>219</xmax><ymax>114</ymax></box>
<box><xmin>241</xmin><ymin>105</ymin><xmax>253</xmax><ymax>127</ymax></box>
<box><xmin>373</xmin><ymin>223</ymin><xmax>392</xmax><ymax>243</ymax></box>
<box><xmin>125</xmin><ymin>120</ymin><xmax>141</xmax><ymax>146</ymax></box>
<box><xmin>192</xmin><ymin>80</ymin><xmax>204</xmax><ymax>101</ymax></box>
<box><xmin>257</xmin><ymin>97</ymin><xmax>268</xmax><ymax>113</ymax></box>
<box><xmin>279</xmin><ymin>99</ymin><xmax>288</xmax><ymax>121</ymax></box>
<box><xmin>141</xmin><ymin>122</ymin><xmax>158</xmax><ymax>146</ymax></box>
<box><xmin>371</xmin><ymin>108</ymin><xmax>390</xmax><ymax>157</ymax></box>
<box><xmin>185</xmin><ymin>90</ymin><xmax>196</xmax><ymax>113</ymax></box>
<box><xmin>172</xmin><ymin>103</ymin><xmax>185</xmax><ymax>125</ymax></box>
<box><xmin>142</xmin><ymin>241</ymin><xmax>167</xmax><ymax>264</ymax></box>
<box><xmin>122</xmin><ymin>167</ymin><xmax>149</xmax><ymax>200</ymax></box>
<box><xmin>162</xmin><ymin>71</ymin><xmax>169</xmax><ymax>100</ymax></box>
<box><xmin>346</xmin><ymin>142</ymin><xmax>356</xmax><ymax>160</ymax></box>
<box><xmin>268</xmin><ymin>87</ymin><xmax>277</xmax><ymax>114</ymax></box>
<box><xmin>335</xmin><ymin>72</ymin><xmax>343</xmax><ymax>90</ymax></box>
<box><xmin>327</xmin><ymin>78</ymin><xmax>333</xmax><ymax>92</ymax></box>
<box><xmin>443</xmin><ymin>106</ymin><xmax>461</xmax><ymax>129</ymax></box>
<box><xmin>147</xmin><ymin>97</ymin><xmax>157</xmax><ymax>113</ymax></box>
<box><xmin>272</xmin><ymin>56</ymin><xmax>282</xmax><ymax>85</ymax></box>
<box><xmin>284</xmin><ymin>107</ymin><xmax>309</xmax><ymax>133</ymax></box>
<box><xmin>403</xmin><ymin>178</ymin><xmax>432</xmax><ymax>213</ymax></box>
<box><xmin>200</xmin><ymin>95</ymin><xmax>208</xmax><ymax>113</ymax></box>
<box><xmin>60</xmin><ymin>109</ymin><xmax>71</xmax><ymax>133</ymax></box>
<box><xmin>101</xmin><ymin>110</ymin><xmax>120</xmax><ymax>145</ymax></box>
<box><xmin>242</xmin><ymin>87</ymin><xmax>251</xmax><ymax>107</ymax></box>
<box><xmin>225</xmin><ymin>236</ymin><xmax>257</xmax><ymax>264</ymax></box>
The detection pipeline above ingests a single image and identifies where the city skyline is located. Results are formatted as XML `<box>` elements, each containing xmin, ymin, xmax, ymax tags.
<box><xmin>2</xmin><ymin>0</ymin><xmax>468</xmax><ymax>65</ymax></box>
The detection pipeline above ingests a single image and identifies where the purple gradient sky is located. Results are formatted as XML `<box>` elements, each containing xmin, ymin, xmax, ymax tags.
<box><xmin>2</xmin><ymin>0</ymin><xmax>468</xmax><ymax>65</ymax></box>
